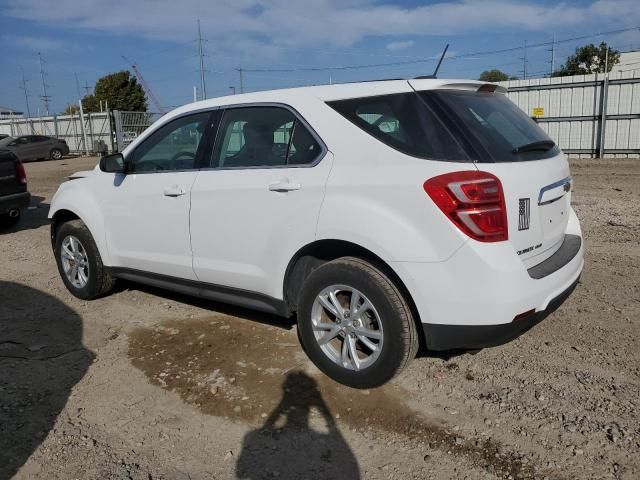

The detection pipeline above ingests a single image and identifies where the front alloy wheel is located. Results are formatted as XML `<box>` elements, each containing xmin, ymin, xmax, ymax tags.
<box><xmin>60</xmin><ymin>235</ymin><xmax>90</xmax><ymax>288</ymax></box>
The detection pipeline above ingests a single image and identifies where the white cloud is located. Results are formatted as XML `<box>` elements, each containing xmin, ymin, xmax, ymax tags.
<box><xmin>386</xmin><ymin>40</ymin><xmax>414</xmax><ymax>51</ymax></box>
<box><xmin>8</xmin><ymin>34</ymin><xmax>70</xmax><ymax>52</ymax></box>
<box><xmin>4</xmin><ymin>0</ymin><xmax>640</xmax><ymax>57</ymax></box>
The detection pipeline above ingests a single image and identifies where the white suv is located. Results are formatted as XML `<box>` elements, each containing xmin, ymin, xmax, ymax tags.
<box><xmin>49</xmin><ymin>79</ymin><xmax>584</xmax><ymax>388</ymax></box>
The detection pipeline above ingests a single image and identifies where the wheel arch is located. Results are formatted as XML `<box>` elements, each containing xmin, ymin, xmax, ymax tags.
<box><xmin>283</xmin><ymin>238</ymin><xmax>425</xmax><ymax>347</ymax></box>
<box><xmin>50</xmin><ymin>205</ymin><xmax>110</xmax><ymax>265</ymax></box>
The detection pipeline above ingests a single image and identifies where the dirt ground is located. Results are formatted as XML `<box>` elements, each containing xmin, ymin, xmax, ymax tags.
<box><xmin>0</xmin><ymin>156</ymin><xmax>638</xmax><ymax>480</ymax></box>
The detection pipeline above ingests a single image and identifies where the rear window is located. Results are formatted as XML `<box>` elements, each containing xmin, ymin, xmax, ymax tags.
<box><xmin>327</xmin><ymin>93</ymin><xmax>470</xmax><ymax>162</ymax></box>
<box><xmin>328</xmin><ymin>90</ymin><xmax>558</xmax><ymax>163</ymax></box>
<box><xmin>422</xmin><ymin>90</ymin><xmax>559</xmax><ymax>162</ymax></box>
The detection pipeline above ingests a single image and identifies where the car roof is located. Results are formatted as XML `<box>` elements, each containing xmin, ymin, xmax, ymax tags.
<box><xmin>167</xmin><ymin>78</ymin><xmax>502</xmax><ymax>118</ymax></box>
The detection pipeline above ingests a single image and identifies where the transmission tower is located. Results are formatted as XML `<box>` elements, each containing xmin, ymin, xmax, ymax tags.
<box><xmin>38</xmin><ymin>52</ymin><xmax>51</xmax><ymax>115</ymax></box>
<box><xmin>19</xmin><ymin>67</ymin><xmax>32</xmax><ymax>118</ymax></box>
<box><xmin>121</xmin><ymin>56</ymin><xmax>166</xmax><ymax>114</ymax></box>
<box><xmin>197</xmin><ymin>19</ymin><xmax>207</xmax><ymax>100</ymax></box>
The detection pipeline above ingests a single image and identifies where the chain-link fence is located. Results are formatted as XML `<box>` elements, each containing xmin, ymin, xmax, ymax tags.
<box><xmin>112</xmin><ymin>110</ymin><xmax>163</xmax><ymax>151</ymax></box>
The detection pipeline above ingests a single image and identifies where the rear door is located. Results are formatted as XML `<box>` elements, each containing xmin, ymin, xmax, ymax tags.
<box><xmin>189</xmin><ymin>105</ymin><xmax>332</xmax><ymax>297</ymax></box>
<box><xmin>413</xmin><ymin>84</ymin><xmax>571</xmax><ymax>267</ymax></box>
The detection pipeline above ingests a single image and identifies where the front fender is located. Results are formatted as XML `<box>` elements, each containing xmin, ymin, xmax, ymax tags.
<box><xmin>48</xmin><ymin>180</ymin><xmax>111</xmax><ymax>266</ymax></box>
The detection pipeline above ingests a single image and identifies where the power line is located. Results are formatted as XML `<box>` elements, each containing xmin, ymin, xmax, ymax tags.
<box><xmin>241</xmin><ymin>26</ymin><xmax>640</xmax><ymax>73</ymax></box>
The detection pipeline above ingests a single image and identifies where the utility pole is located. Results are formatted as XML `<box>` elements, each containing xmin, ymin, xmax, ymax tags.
<box><xmin>549</xmin><ymin>33</ymin><xmax>556</xmax><ymax>77</ymax></box>
<box><xmin>522</xmin><ymin>40</ymin><xmax>528</xmax><ymax>80</ymax></box>
<box><xmin>38</xmin><ymin>52</ymin><xmax>51</xmax><ymax>115</ymax></box>
<box><xmin>237</xmin><ymin>68</ymin><xmax>244</xmax><ymax>93</ymax></box>
<box><xmin>74</xmin><ymin>72</ymin><xmax>83</xmax><ymax>99</ymax></box>
<box><xmin>197</xmin><ymin>19</ymin><xmax>207</xmax><ymax>100</ymax></box>
<box><xmin>19</xmin><ymin>67</ymin><xmax>32</xmax><ymax>118</ymax></box>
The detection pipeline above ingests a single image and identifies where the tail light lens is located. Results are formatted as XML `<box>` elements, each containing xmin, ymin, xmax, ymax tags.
<box><xmin>424</xmin><ymin>171</ymin><xmax>508</xmax><ymax>242</ymax></box>
<box><xmin>15</xmin><ymin>161</ymin><xmax>27</xmax><ymax>185</ymax></box>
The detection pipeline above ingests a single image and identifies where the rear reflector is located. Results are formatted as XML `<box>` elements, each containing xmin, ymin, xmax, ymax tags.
<box><xmin>15</xmin><ymin>161</ymin><xmax>27</xmax><ymax>185</ymax></box>
<box><xmin>424</xmin><ymin>171</ymin><xmax>508</xmax><ymax>242</ymax></box>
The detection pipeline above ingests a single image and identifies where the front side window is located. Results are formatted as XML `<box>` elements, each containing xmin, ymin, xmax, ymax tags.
<box><xmin>130</xmin><ymin>112</ymin><xmax>210</xmax><ymax>172</ymax></box>
<box><xmin>211</xmin><ymin>106</ymin><xmax>322</xmax><ymax>168</ymax></box>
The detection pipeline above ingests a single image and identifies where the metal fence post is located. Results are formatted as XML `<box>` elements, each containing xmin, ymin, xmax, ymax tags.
<box><xmin>54</xmin><ymin>115</ymin><xmax>59</xmax><ymax>137</ymax></box>
<box><xmin>598</xmin><ymin>77</ymin><xmax>609</xmax><ymax>159</ymax></box>
<box><xmin>113</xmin><ymin>110</ymin><xmax>124</xmax><ymax>152</ymax></box>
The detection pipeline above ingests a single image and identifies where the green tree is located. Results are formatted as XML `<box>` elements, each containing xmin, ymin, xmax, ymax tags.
<box><xmin>81</xmin><ymin>71</ymin><xmax>147</xmax><ymax>112</ymax></box>
<box><xmin>552</xmin><ymin>42</ymin><xmax>620</xmax><ymax>77</ymax></box>
<box><xmin>62</xmin><ymin>104</ymin><xmax>80</xmax><ymax>115</ymax></box>
<box><xmin>478</xmin><ymin>69</ymin><xmax>513</xmax><ymax>82</ymax></box>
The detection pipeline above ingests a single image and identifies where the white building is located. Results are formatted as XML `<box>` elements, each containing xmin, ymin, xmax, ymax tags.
<box><xmin>611</xmin><ymin>50</ymin><xmax>640</xmax><ymax>74</ymax></box>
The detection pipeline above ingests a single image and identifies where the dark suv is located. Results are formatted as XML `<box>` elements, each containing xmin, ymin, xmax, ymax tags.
<box><xmin>0</xmin><ymin>150</ymin><xmax>30</xmax><ymax>226</ymax></box>
<box><xmin>0</xmin><ymin>135</ymin><xmax>69</xmax><ymax>161</ymax></box>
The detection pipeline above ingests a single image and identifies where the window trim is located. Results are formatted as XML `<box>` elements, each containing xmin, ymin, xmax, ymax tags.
<box><xmin>124</xmin><ymin>108</ymin><xmax>219</xmax><ymax>175</ymax></box>
<box><xmin>205</xmin><ymin>102</ymin><xmax>327</xmax><ymax>171</ymax></box>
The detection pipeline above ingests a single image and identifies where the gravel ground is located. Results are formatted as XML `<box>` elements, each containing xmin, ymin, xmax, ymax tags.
<box><xmin>0</xmin><ymin>156</ymin><xmax>638</xmax><ymax>480</ymax></box>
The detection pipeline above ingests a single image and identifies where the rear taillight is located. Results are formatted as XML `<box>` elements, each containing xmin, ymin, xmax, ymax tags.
<box><xmin>16</xmin><ymin>161</ymin><xmax>27</xmax><ymax>185</ymax></box>
<box><xmin>424</xmin><ymin>171</ymin><xmax>508</xmax><ymax>242</ymax></box>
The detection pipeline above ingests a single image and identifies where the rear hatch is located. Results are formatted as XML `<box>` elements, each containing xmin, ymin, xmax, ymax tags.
<box><xmin>410</xmin><ymin>81</ymin><xmax>571</xmax><ymax>267</ymax></box>
<box><xmin>0</xmin><ymin>150</ymin><xmax>26</xmax><ymax>197</ymax></box>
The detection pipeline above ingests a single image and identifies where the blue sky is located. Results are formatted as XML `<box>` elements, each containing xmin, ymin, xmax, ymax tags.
<box><xmin>1</xmin><ymin>0</ymin><xmax>639</xmax><ymax>114</ymax></box>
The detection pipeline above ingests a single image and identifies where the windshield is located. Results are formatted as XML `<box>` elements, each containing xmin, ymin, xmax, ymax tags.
<box><xmin>422</xmin><ymin>90</ymin><xmax>559</xmax><ymax>162</ymax></box>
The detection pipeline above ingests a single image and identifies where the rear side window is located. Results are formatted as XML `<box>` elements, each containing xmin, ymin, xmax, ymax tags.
<box><xmin>327</xmin><ymin>93</ymin><xmax>470</xmax><ymax>162</ymax></box>
<box><xmin>211</xmin><ymin>106</ymin><xmax>322</xmax><ymax>168</ymax></box>
<box><xmin>423</xmin><ymin>90</ymin><xmax>559</xmax><ymax>162</ymax></box>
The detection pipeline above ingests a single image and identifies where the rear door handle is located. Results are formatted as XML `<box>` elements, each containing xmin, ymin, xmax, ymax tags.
<box><xmin>163</xmin><ymin>185</ymin><xmax>186</xmax><ymax>197</ymax></box>
<box><xmin>268</xmin><ymin>179</ymin><xmax>301</xmax><ymax>192</ymax></box>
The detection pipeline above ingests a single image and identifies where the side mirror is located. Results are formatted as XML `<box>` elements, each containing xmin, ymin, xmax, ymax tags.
<box><xmin>99</xmin><ymin>153</ymin><xmax>127</xmax><ymax>173</ymax></box>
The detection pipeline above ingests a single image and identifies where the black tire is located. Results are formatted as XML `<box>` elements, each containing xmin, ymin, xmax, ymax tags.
<box><xmin>297</xmin><ymin>257</ymin><xmax>419</xmax><ymax>389</ymax></box>
<box><xmin>54</xmin><ymin>219</ymin><xmax>116</xmax><ymax>299</ymax></box>
<box><xmin>50</xmin><ymin>148</ymin><xmax>63</xmax><ymax>160</ymax></box>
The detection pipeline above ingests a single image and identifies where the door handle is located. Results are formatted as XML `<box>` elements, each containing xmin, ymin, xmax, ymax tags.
<box><xmin>163</xmin><ymin>185</ymin><xmax>186</xmax><ymax>197</ymax></box>
<box><xmin>268</xmin><ymin>179</ymin><xmax>301</xmax><ymax>192</ymax></box>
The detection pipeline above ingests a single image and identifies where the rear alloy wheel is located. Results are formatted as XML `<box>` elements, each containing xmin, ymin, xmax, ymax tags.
<box><xmin>50</xmin><ymin>148</ymin><xmax>63</xmax><ymax>160</ymax></box>
<box><xmin>54</xmin><ymin>219</ymin><xmax>116</xmax><ymax>299</ymax></box>
<box><xmin>297</xmin><ymin>257</ymin><xmax>418</xmax><ymax>388</ymax></box>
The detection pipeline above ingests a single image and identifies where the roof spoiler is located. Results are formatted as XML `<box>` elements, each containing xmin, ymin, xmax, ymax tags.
<box><xmin>436</xmin><ymin>82</ymin><xmax>508</xmax><ymax>94</ymax></box>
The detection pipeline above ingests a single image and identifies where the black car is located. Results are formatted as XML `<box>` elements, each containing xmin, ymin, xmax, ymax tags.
<box><xmin>0</xmin><ymin>135</ymin><xmax>69</xmax><ymax>161</ymax></box>
<box><xmin>0</xmin><ymin>149</ymin><xmax>30</xmax><ymax>226</ymax></box>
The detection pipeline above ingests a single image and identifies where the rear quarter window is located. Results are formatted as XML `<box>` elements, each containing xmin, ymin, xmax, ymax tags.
<box><xmin>327</xmin><ymin>93</ymin><xmax>470</xmax><ymax>162</ymax></box>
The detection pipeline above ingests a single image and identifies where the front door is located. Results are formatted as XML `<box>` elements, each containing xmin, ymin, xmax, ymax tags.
<box><xmin>190</xmin><ymin>105</ymin><xmax>332</xmax><ymax>298</ymax></box>
<box><xmin>96</xmin><ymin>111</ymin><xmax>213</xmax><ymax>279</ymax></box>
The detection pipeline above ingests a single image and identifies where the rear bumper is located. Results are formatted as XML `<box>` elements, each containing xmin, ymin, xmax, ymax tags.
<box><xmin>391</xmin><ymin>207</ymin><xmax>583</xmax><ymax>350</ymax></box>
<box><xmin>422</xmin><ymin>277</ymin><xmax>579</xmax><ymax>350</ymax></box>
<box><xmin>0</xmin><ymin>191</ymin><xmax>30</xmax><ymax>215</ymax></box>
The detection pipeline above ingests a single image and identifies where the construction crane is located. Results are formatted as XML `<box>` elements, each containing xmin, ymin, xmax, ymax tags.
<box><xmin>122</xmin><ymin>56</ymin><xmax>166</xmax><ymax>114</ymax></box>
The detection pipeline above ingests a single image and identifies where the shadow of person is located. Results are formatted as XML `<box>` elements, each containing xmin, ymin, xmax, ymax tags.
<box><xmin>0</xmin><ymin>281</ymin><xmax>93</xmax><ymax>479</ymax></box>
<box><xmin>236</xmin><ymin>372</ymin><xmax>360</xmax><ymax>480</ymax></box>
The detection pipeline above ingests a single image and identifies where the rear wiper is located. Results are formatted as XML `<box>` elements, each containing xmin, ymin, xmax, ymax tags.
<box><xmin>512</xmin><ymin>140</ymin><xmax>555</xmax><ymax>154</ymax></box>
